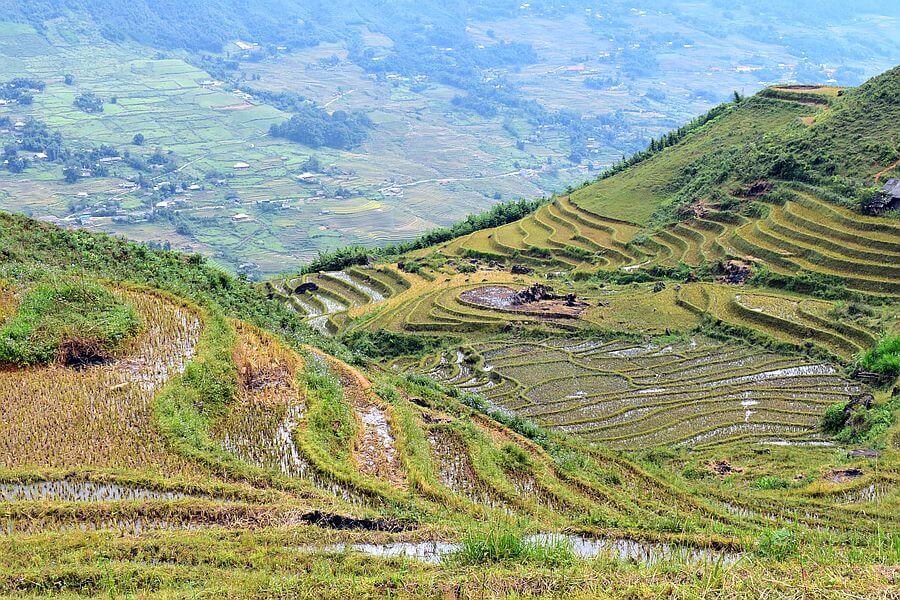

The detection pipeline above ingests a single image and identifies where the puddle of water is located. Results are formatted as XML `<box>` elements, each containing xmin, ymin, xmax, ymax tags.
<box><xmin>608</xmin><ymin>343</ymin><xmax>655</xmax><ymax>358</ymax></box>
<box><xmin>831</xmin><ymin>483</ymin><xmax>893</xmax><ymax>504</ymax></box>
<box><xmin>2</xmin><ymin>516</ymin><xmax>209</xmax><ymax>536</ymax></box>
<box><xmin>300</xmin><ymin>534</ymin><xmax>741</xmax><ymax>565</ymax></box>
<box><xmin>711</xmin><ymin>364</ymin><xmax>835</xmax><ymax>387</ymax></box>
<box><xmin>762</xmin><ymin>439</ymin><xmax>834</xmax><ymax>447</ymax></box>
<box><xmin>317</xmin><ymin>294</ymin><xmax>347</xmax><ymax>314</ymax></box>
<box><xmin>525</xmin><ymin>534</ymin><xmax>740</xmax><ymax>565</ymax></box>
<box><xmin>636</xmin><ymin>387</ymin><xmax>666</xmax><ymax>395</ymax></box>
<box><xmin>310</xmin><ymin>540</ymin><xmax>457</xmax><ymax>564</ymax></box>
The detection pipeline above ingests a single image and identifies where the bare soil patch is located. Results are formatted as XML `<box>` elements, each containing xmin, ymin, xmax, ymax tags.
<box><xmin>459</xmin><ymin>285</ymin><xmax>588</xmax><ymax>319</ymax></box>
<box><xmin>826</xmin><ymin>468</ymin><xmax>864</xmax><ymax>484</ymax></box>
<box><xmin>709</xmin><ymin>460</ymin><xmax>742</xmax><ymax>477</ymax></box>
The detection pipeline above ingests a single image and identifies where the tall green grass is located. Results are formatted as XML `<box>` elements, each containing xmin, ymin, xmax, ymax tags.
<box><xmin>860</xmin><ymin>334</ymin><xmax>900</xmax><ymax>379</ymax></box>
<box><xmin>452</xmin><ymin>522</ymin><xmax>575</xmax><ymax>567</ymax></box>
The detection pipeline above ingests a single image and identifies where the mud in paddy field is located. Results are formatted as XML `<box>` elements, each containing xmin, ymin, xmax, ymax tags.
<box><xmin>459</xmin><ymin>285</ymin><xmax>588</xmax><ymax>319</ymax></box>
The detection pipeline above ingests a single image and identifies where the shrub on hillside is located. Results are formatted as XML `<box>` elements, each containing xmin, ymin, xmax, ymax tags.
<box><xmin>755</xmin><ymin>529</ymin><xmax>798</xmax><ymax>560</ymax></box>
<box><xmin>860</xmin><ymin>334</ymin><xmax>900</xmax><ymax>379</ymax></box>
<box><xmin>341</xmin><ymin>329</ymin><xmax>454</xmax><ymax>359</ymax></box>
<box><xmin>821</xmin><ymin>402</ymin><xmax>849</xmax><ymax>434</ymax></box>
<box><xmin>0</xmin><ymin>281</ymin><xmax>141</xmax><ymax>366</ymax></box>
<box><xmin>755</xmin><ymin>476</ymin><xmax>790</xmax><ymax>490</ymax></box>
<box><xmin>821</xmin><ymin>393</ymin><xmax>897</xmax><ymax>447</ymax></box>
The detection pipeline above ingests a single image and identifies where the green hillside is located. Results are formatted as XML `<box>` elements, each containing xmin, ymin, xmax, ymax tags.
<box><xmin>571</xmin><ymin>96</ymin><xmax>813</xmax><ymax>224</ymax></box>
<box><xmin>571</xmin><ymin>66</ymin><xmax>900</xmax><ymax>226</ymax></box>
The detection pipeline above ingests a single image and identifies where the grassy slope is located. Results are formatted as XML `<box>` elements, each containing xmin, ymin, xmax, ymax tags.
<box><xmin>570</xmin><ymin>66</ymin><xmax>900</xmax><ymax>225</ymax></box>
<box><xmin>799</xmin><ymin>65</ymin><xmax>900</xmax><ymax>178</ymax></box>
<box><xmin>0</xmin><ymin>211</ymin><xmax>355</xmax><ymax>357</ymax></box>
<box><xmin>570</xmin><ymin>97</ymin><xmax>814</xmax><ymax>225</ymax></box>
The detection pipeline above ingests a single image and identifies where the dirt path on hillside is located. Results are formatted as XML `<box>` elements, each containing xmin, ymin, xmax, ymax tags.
<box><xmin>874</xmin><ymin>158</ymin><xmax>900</xmax><ymax>184</ymax></box>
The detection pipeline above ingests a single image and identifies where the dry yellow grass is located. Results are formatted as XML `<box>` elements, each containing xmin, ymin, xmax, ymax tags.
<box><xmin>0</xmin><ymin>284</ymin><xmax>16</xmax><ymax>324</ymax></box>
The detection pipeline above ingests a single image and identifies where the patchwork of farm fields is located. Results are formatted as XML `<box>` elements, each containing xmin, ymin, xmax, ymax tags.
<box><xmin>0</xmin><ymin>21</ymin><xmax>599</xmax><ymax>273</ymax></box>
<box><xmin>400</xmin><ymin>337</ymin><xmax>866</xmax><ymax>449</ymax></box>
<box><xmin>3</xmin><ymin>13</ymin><xmax>895</xmax><ymax>277</ymax></box>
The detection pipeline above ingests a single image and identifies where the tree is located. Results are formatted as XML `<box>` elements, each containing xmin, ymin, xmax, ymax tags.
<box><xmin>64</xmin><ymin>74</ymin><xmax>75</xmax><ymax>85</ymax></box>
<box><xmin>63</xmin><ymin>165</ymin><xmax>79</xmax><ymax>183</ymax></box>
<box><xmin>7</xmin><ymin>156</ymin><xmax>27</xmax><ymax>173</ymax></box>
<box><xmin>73</xmin><ymin>92</ymin><xmax>103</xmax><ymax>113</ymax></box>
<box><xmin>302</xmin><ymin>155</ymin><xmax>321</xmax><ymax>172</ymax></box>
<box><xmin>133</xmin><ymin>133</ymin><xmax>145</xmax><ymax>146</ymax></box>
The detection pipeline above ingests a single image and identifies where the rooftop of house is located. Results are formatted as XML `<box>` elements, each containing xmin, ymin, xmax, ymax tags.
<box><xmin>881</xmin><ymin>178</ymin><xmax>900</xmax><ymax>198</ymax></box>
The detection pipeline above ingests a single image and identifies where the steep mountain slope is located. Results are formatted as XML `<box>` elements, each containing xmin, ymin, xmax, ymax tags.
<box><xmin>572</xmin><ymin>65</ymin><xmax>900</xmax><ymax>225</ymax></box>
<box><xmin>798</xmin><ymin>65</ymin><xmax>900</xmax><ymax>177</ymax></box>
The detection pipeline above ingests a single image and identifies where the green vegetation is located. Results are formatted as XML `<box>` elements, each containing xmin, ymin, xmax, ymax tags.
<box><xmin>861</xmin><ymin>334</ymin><xmax>900</xmax><ymax>379</ymax></box>
<box><xmin>0</xmin><ymin>280</ymin><xmax>140</xmax><ymax>366</ymax></box>
<box><xmin>341</xmin><ymin>329</ymin><xmax>455</xmax><ymax>360</ymax></box>
<box><xmin>154</xmin><ymin>303</ymin><xmax>239</xmax><ymax>469</ymax></box>
<box><xmin>755</xmin><ymin>528</ymin><xmax>799</xmax><ymax>561</ymax></box>
<box><xmin>72</xmin><ymin>90</ymin><xmax>103</xmax><ymax>113</ymax></box>
<box><xmin>302</xmin><ymin>357</ymin><xmax>357</xmax><ymax>464</ymax></box>
<box><xmin>269</xmin><ymin>105</ymin><xmax>373</xmax><ymax>150</ymax></box>
<box><xmin>822</xmin><ymin>395</ymin><xmax>899</xmax><ymax>448</ymax></box>
<box><xmin>453</xmin><ymin>523</ymin><xmax>575</xmax><ymax>567</ymax></box>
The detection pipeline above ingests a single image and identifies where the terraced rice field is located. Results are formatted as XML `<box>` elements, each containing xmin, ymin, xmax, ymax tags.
<box><xmin>439</xmin><ymin>186</ymin><xmax>900</xmax><ymax>300</ymax></box>
<box><xmin>674</xmin><ymin>283</ymin><xmax>880</xmax><ymax>361</ymax></box>
<box><xmin>324</xmin><ymin>264</ymin><xmax>872</xmax><ymax>362</ymax></box>
<box><xmin>443</xmin><ymin>196</ymin><xmax>642</xmax><ymax>270</ymax></box>
<box><xmin>0</xmin><ymin>288</ymin><xmax>291</xmax><ymax>535</ymax></box>
<box><xmin>0</xmin><ymin>281</ymin><xmax>894</xmax><ymax>591</ymax></box>
<box><xmin>724</xmin><ymin>191</ymin><xmax>900</xmax><ymax>296</ymax></box>
<box><xmin>212</xmin><ymin>322</ymin><xmax>312</xmax><ymax>479</ymax></box>
<box><xmin>405</xmin><ymin>336</ymin><xmax>862</xmax><ymax>449</ymax></box>
<box><xmin>268</xmin><ymin>265</ymin><xmax>411</xmax><ymax>333</ymax></box>
<box><xmin>634</xmin><ymin>188</ymin><xmax>900</xmax><ymax>297</ymax></box>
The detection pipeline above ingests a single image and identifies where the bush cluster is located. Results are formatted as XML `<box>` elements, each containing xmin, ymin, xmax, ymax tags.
<box><xmin>0</xmin><ymin>281</ymin><xmax>141</xmax><ymax>366</ymax></box>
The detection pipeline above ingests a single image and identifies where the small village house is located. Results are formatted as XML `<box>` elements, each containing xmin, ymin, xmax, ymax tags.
<box><xmin>866</xmin><ymin>178</ymin><xmax>900</xmax><ymax>214</ymax></box>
